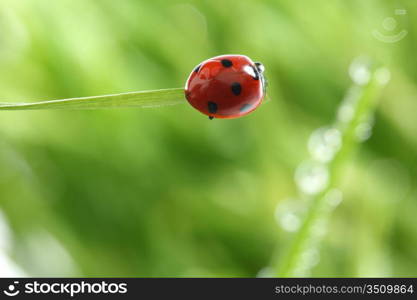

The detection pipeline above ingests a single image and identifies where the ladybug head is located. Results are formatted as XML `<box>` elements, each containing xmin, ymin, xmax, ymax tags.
<box><xmin>254</xmin><ymin>62</ymin><xmax>265</xmax><ymax>74</ymax></box>
<box><xmin>254</xmin><ymin>62</ymin><xmax>267</xmax><ymax>94</ymax></box>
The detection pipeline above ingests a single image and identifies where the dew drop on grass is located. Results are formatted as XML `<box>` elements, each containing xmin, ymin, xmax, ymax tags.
<box><xmin>274</xmin><ymin>199</ymin><xmax>304</xmax><ymax>232</ymax></box>
<box><xmin>349</xmin><ymin>59</ymin><xmax>371</xmax><ymax>85</ymax></box>
<box><xmin>256</xmin><ymin>266</ymin><xmax>275</xmax><ymax>278</ymax></box>
<box><xmin>324</xmin><ymin>189</ymin><xmax>343</xmax><ymax>208</ymax></box>
<box><xmin>308</xmin><ymin>127</ymin><xmax>342</xmax><ymax>162</ymax></box>
<box><xmin>337</xmin><ymin>86</ymin><xmax>361</xmax><ymax>124</ymax></box>
<box><xmin>295</xmin><ymin>161</ymin><xmax>329</xmax><ymax>195</ymax></box>
<box><xmin>355</xmin><ymin>122</ymin><xmax>373</xmax><ymax>141</ymax></box>
<box><xmin>280</xmin><ymin>212</ymin><xmax>301</xmax><ymax>232</ymax></box>
<box><xmin>301</xmin><ymin>248</ymin><xmax>320</xmax><ymax>268</ymax></box>
<box><xmin>337</xmin><ymin>103</ymin><xmax>355</xmax><ymax>123</ymax></box>
<box><xmin>375</xmin><ymin>67</ymin><xmax>391</xmax><ymax>85</ymax></box>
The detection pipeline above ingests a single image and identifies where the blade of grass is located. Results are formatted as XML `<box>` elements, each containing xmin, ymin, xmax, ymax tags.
<box><xmin>274</xmin><ymin>62</ymin><xmax>390</xmax><ymax>277</ymax></box>
<box><xmin>0</xmin><ymin>88</ymin><xmax>185</xmax><ymax>111</ymax></box>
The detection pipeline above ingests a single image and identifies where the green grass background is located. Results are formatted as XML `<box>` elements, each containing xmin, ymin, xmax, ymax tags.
<box><xmin>0</xmin><ymin>0</ymin><xmax>416</xmax><ymax>277</ymax></box>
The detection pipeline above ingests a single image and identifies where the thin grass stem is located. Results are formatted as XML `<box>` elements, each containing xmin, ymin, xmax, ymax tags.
<box><xmin>0</xmin><ymin>88</ymin><xmax>185</xmax><ymax>111</ymax></box>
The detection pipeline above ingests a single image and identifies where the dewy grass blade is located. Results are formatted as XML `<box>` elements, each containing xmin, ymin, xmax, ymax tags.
<box><xmin>274</xmin><ymin>61</ymin><xmax>390</xmax><ymax>277</ymax></box>
<box><xmin>0</xmin><ymin>88</ymin><xmax>185</xmax><ymax>111</ymax></box>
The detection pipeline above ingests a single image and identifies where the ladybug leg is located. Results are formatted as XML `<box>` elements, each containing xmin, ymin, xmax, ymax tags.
<box><xmin>262</xmin><ymin>75</ymin><xmax>268</xmax><ymax>95</ymax></box>
<box><xmin>209</xmin><ymin>116</ymin><xmax>214</xmax><ymax>120</ymax></box>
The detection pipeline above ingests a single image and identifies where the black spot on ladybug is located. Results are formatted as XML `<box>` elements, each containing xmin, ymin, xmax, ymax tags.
<box><xmin>231</xmin><ymin>82</ymin><xmax>242</xmax><ymax>96</ymax></box>
<box><xmin>221</xmin><ymin>59</ymin><xmax>233</xmax><ymax>67</ymax></box>
<box><xmin>240</xmin><ymin>103</ymin><xmax>252</xmax><ymax>112</ymax></box>
<box><xmin>209</xmin><ymin>116</ymin><xmax>214</xmax><ymax>120</ymax></box>
<box><xmin>207</xmin><ymin>101</ymin><xmax>218</xmax><ymax>114</ymax></box>
<box><xmin>194</xmin><ymin>64</ymin><xmax>201</xmax><ymax>73</ymax></box>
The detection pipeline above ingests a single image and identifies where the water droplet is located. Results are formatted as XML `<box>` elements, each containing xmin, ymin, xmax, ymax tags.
<box><xmin>308</xmin><ymin>127</ymin><xmax>342</xmax><ymax>162</ymax></box>
<box><xmin>337</xmin><ymin>103</ymin><xmax>354</xmax><ymax>123</ymax></box>
<box><xmin>337</xmin><ymin>87</ymin><xmax>361</xmax><ymax>124</ymax></box>
<box><xmin>256</xmin><ymin>267</ymin><xmax>275</xmax><ymax>278</ymax></box>
<box><xmin>281</xmin><ymin>212</ymin><xmax>300</xmax><ymax>232</ymax></box>
<box><xmin>274</xmin><ymin>199</ymin><xmax>304</xmax><ymax>232</ymax></box>
<box><xmin>337</xmin><ymin>104</ymin><xmax>356</xmax><ymax>124</ymax></box>
<box><xmin>349</xmin><ymin>59</ymin><xmax>371</xmax><ymax>85</ymax></box>
<box><xmin>324</xmin><ymin>189</ymin><xmax>343</xmax><ymax>208</ymax></box>
<box><xmin>301</xmin><ymin>248</ymin><xmax>320</xmax><ymax>268</ymax></box>
<box><xmin>355</xmin><ymin>122</ymin><xmax>373</xmax><ymax>141</ymax></box>
<box><xmin>375</xmin><ymin>67</ymin><xmax>391</xmax><ymax>85</ymax></box>
<box><xmin>295</xmin><ymin>161</ymin><xmax>329</xmax><ymax>195</ymax></box>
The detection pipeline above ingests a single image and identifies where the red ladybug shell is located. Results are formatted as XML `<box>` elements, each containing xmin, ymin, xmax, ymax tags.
<box><xmin>185</xmin><ymin>55</ymin><xmax>266</xmax><ymax>119</ymax></box>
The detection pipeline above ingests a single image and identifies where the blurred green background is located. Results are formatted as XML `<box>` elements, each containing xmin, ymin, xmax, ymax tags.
<box><xmin>0</xmin><ymin>0</ymin><xmax>416</xmax><ymax>277</ymax></box>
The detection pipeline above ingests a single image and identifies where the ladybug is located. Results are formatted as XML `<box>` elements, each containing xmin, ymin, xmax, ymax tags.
<box><xmin>185</xmin><ymin>54</ymin><xmax>266</xmax><ymax>119</ymax></box>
